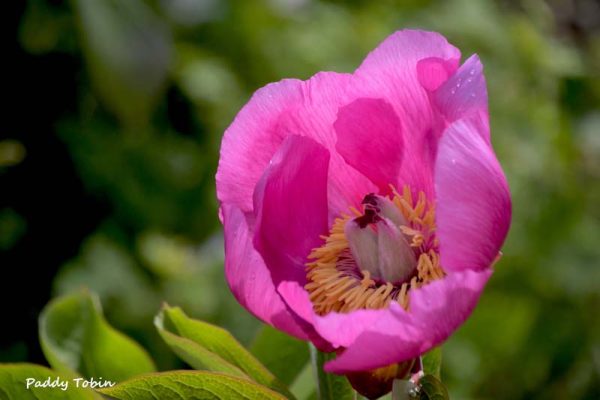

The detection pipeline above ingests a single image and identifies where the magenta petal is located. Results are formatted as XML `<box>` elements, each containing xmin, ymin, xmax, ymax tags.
<box><xmin>277</xmin><ymin>73</ymin><xmax>377</xmax><ymax>217</ymax></box>
<box><xmin>417</xmin><ymin>57</ymin><xmax>458</xmax><ymax>92</ymax></box>
<box><xmin>434</xmin><ymin>55</ymin><xmax>490</xmax><ymax>143</ymax></box>
<box><xmin>217</xmin><ymin>79</ymin><xmax>304</xmax><ymax>214</ymax></box>
<box><xmin>222</xmin><ymin>204</ymin><xmax>310</xmax><ymax>341</ymax></box>
<box><xmin>334</xmin><ymin>98</ymin><xmax>403</xmax><ymax>192</ymax></box>
<box><xmin>323</xmin><ymin>269</ymin><xmax>492</xmax><ymax>373</ymax></box>
<box><xmin>435</xmin><ymin>116</ymin><xmax>511</xmax><ymax>272</ymax></box>
<box><xmin>313</xmin><ymin>307</ymin><xmax>391</xmax><ymax>349</ymax></box>
<box><xmin>253</xmin><ymin>135</ymin><xmax>330</xmax><ymax>284</ymax></box>
<box><xmin>217</xmin><ymin>72</ymin><xmax>376</xmax><ymax>220</ymax></box>
<box><xmin>350</xmin><ymin>30</ymin><xmax>461</xmax><ymax>196</ymax></box>
<box><xmin>355</xmin><ymin>30</ymin><xmax>461</xmax><ymax>89</ymax></box>
<box><xmin>276</xmin><ymin>280</ymin><xmax>333</xmax><ymax>352</ymax></box>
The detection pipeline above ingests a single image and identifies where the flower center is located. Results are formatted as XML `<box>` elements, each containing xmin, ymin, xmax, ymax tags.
<box><xmin>305</xmin><ymin>186</ymin><xmax>445</xmax><ymax>315</ymax></box>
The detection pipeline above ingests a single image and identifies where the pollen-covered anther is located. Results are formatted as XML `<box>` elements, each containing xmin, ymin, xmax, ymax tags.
<box><xmin>305</xmin><ymin>185</ymin><xmax>445</xmax><ymax>315</ymax></box>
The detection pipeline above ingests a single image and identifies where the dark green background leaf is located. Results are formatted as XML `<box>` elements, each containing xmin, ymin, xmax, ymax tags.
<box><xmin>72</xmin><ymin>0</ymin><xmax>171</xmax><ymax>128</ymax></box>
<box><xmin>250</xmin><ymin>325</ymin><xmax>310</xmax><ymax>386</ymax></box>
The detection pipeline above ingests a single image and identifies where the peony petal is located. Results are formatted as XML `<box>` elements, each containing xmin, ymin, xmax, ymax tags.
<box><xmin>276</xmin><ymin>73</ymin><xmax>377</xmax><ymax>218</ymax></box>
<box><xmin>222</xmin><ymin>204</ymin><xmax>310</xmax><ymax>341</ymax></box>
<box><xmin>350</xmin><ymin>30</ymin><xmax>461</xmax><ymax>196</ymax></box>
<box><xmin>253</xmin><ymin>135</ymin><xmax>330</xmax><ymax>284</ymax></box>
<box><xmin>314</xmin><ymin>307</ymin><xmax>390</xmax><ymax>349</ymax></box>
<box><xmin>217</xmin><ymin>73</ymin><xmax>376</xmax><ymax>220</ymax></box>
<box><xmin>276</xmin><ymin>280</ymin><xmax>333</xmax><ymax>352</ymax></box>
<box><xmin>334</xmin><ymin>98</ymin><xmax>403</xmax><ymax>193</ymax></box>
<box><xmin>323</xmin><ymin>269</ymin><xmax>492</xmax><ymax>373</ymax></box>
<box><xmin>417</xmin><ymin>57</ymin><xmax>458</xmax><ymax>92</ymax></box>
<box><xmin>435</xmin><ymin>116</ymin><xmax>511</xmax><ymax>272</ymax></box>
<box><xmin>217</xmin><ymin>79</ymin><xmax>305</xmax><ymax>213</ymax></box>
<box><xmin>434</xmin><ymin>55</ymin><xmax>490</xmax><ymax>143</ymax></box>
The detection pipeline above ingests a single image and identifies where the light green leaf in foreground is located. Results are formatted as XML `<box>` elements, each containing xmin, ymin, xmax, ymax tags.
<box><xmin>250</xmin><ymin>324</ymin><xmax>310</xmax><ymax>386</ymax></box>
<box><xmin>155</xmin><ymin>305</ymin><xmax>292</xmax><ymax>398</ymax></box>
<box><xmin>39</xmin><ymin>290</ymin><xmax>155</xmax><ymax>382</ymax></box>
<box><xmin>0</xmin><ymin>363</ymin><xmax>95</xmax><ymax>400</ymax></box>
<box><xmin>422</xmin><ymin>347</ymin><xmax>442</xmax><ymax>379</ymax></box>
<box><xmin>99</xmin><ymin>370</ymin><xmax>287</xmax><ymax>400</ymax></box>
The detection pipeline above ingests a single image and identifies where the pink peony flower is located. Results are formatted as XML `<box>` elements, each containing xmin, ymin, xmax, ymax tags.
<box><xmin>217</xmin><ymin>29</ymin><xmax>511</xmax><ymax>395</ymax></box>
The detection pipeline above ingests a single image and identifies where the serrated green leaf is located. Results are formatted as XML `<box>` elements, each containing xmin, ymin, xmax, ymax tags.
<box><xmin>419</xmin><ymin>375</ymin><xmax>449</xmax><ymax>400</ymax></box>
<box><xmin>0</xmin><ymin>363</ymin><xmax>96</xmax><ymax>400</ymax></box>
<box><xmin>250</xmin><ymin>324</ymin><xmax>310</xmax><ymax>386</ymax></box>
<box><xmin>309</xmin><ymin>345</ymin><xmax>354</xmax><ymax>400</ymax></box>
<box><xmin>422</xmin><ymin>347</ymin><xmax>442</xmax><ymax>379</ymax></box>
<box><xmin>155</xmin><ymin>305</ymin><xmax>292</xmax><ymax>398</ymax></box>
<box><xmin>154</xmin><ymin>314</ymin><xmax>249</xmax><ymax>379</ymax></box>
<box><xmin>39</xmin><ymin>290</ymin><xmax>155</xmax><ymax>382</ymax></box>
<box><xmin>99</xmin><ymin>370</ymin><xmax>287</xmax><ymax>400</ymax></box>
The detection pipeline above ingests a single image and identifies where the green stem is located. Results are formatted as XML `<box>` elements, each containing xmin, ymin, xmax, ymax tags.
<box><xmin>309</xmin><ymin>343</ymin><xmax>354</xmax><ymax>400</ymax></box>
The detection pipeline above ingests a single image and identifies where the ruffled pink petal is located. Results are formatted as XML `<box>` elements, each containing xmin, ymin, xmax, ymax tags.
<box><xmin>417</xmin><ymin>57</ymin><xmax>458</xmax><ymax>92</ymax></box>
<box><xmin>313</xmin><ymin>307</ymin><xmax>391</xmax><ymax>349</ymax></box>
<box><xmin>433</xmin><ymin>55</ymin><xmax>490</xmax><ymax>143</ymax></box>
<box><xmin>276</xmin><ymin>73</ymin><xmax>377</xmax><ymax>217</ymax></box>
<box><xmin>276</xmin><ymin>280</ymin><xmax>333</xmax><ymax>352</ymax></box>
<box><xmin>222</xmin><ymin>203</ymin><xmax>310</xmax><ymax>341</ymax></box>
<box><xmin>217</xmin><ymin>79</ymin><xmax>305</xmax><ymax>213</ymax></box>
<box><xmin>435</xmin><ymin>116</ymin><xmax>511</xmax><ymax>272</ymax></box>
<box><xmin>253</xmin><ymin>135</ymin><xmax>330</xmax><ymax>284</ymax></box>
<box><xmin>217</xmin><ymin>72</ymin><xmax>376</xmax><ymax>220</ymax></box>
<box><xmin>334</xmin><ymin>98</ymin><xmax>403</xmax><ymax>193</ymax></box>
<box><xmin>321</xmin><ymin>268</ymin><xmax>492</xmax><ymax>373</ymax></box>
<box><xmin>349</xmin><ymin>30</ymin><xmax>461</xmax><ymax>197</ymax></box>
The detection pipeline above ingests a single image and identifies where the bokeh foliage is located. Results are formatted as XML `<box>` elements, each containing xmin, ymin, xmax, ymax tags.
<box><xmin>3</xmin><ymin>0</ymin><xmax>599</xmax><ymax>399</ymax></box>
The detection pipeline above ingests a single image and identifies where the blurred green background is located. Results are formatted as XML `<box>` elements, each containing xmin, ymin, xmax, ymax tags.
<box><xmin>2</xmin><ymin>0</ymin><xmax>599</xmax><ymax>399</ymax></box>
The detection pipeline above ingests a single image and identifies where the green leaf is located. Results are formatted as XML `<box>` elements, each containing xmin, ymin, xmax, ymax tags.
<box><xmin>155</xmin><ymin>305</ymin><xmax>292</xmax><ymax>398</ymax></box>
<box><xmin>309</xmin><ymin>345</ymin><xmax>354</xmax><ymax>400</ymax></box>
<box><xmin>72</xmin><ymin>0</ymin><xmax>171</xmax><ymax>128</ymax></box>
<box><xmin>289</xmin><ymin>362</ymin><xmax>316</xmax><ymax>400</ymax></box>
<box><xmin>154</xmin><ymin>313</ymin><xmax>248</xmax><ymax>378</ymax></box>
<box><xmin>0</xmin><ymin>363</ymin><xmax>96</xmax><ymax>400</ymax></box>
<box><xmin>39</xmin><ymin>290</ymin><xmax>155</xmax><ymax>382</ymax></box>
<box><xmin>99</xmin><ymin>371</ymin><xmax>287</xmax><ymax>400</ymax></box>
<box><xmin>422</xmin><ymin>347</ymin><xmax>442</xmax><ymax>379</ymax></box>
<box><xmin>419</xmin><ymin>375</ymin><xmax>449</xmax><ymax>400</ymax></box>
<box><xmin>250</xmin><ymin>325</ymin><xmax>310</xmax><ymax>386</ymax></box>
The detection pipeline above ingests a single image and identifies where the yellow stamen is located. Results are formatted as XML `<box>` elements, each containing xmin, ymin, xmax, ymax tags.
<box><xmin>305</xmin><ymin>185</ymin><xmax>445</xmax><ymax>315</ymax></box>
